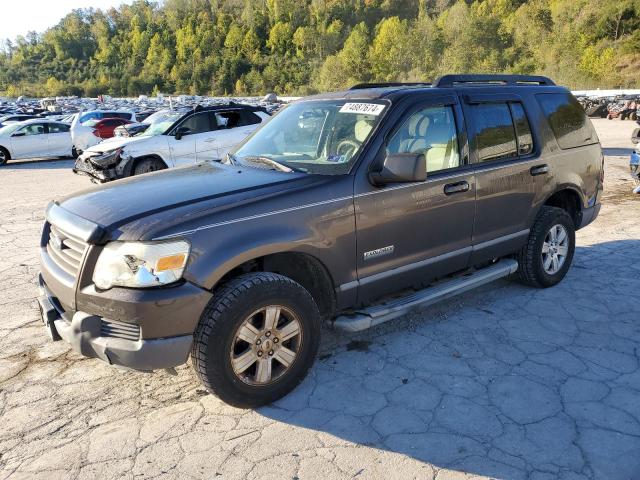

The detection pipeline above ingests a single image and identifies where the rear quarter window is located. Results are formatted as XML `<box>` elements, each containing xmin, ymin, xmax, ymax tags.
<box><xmin>536</xmin><ymin>93</ymin><xmax>598</xmax><ymax>149</ymax></box>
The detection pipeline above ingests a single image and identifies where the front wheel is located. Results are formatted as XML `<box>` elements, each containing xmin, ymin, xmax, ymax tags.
<box><xmin>133</xmin><ymin>157</ymin><xmax>166</xmax><ymax>175</ymax></box>
<box><xmin>0</xmin><ymin>147</ymin><xmax>9</xmax><ymax>166</ymax></box>
<box><xmin>516</xmin><ymin>206</ymin><xmax>576</xmax><ymax>288</ymax></box>
<box><xmin>191</xmin><ymin>272</ymin><xmax>321</xmax><ymax>408</ymax></box>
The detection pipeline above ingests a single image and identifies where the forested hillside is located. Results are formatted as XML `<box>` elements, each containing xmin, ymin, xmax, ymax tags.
<box><xmin>0</xmin><ymin>0</ymin><xmax>638</xmax><ymax>97</ymax></box>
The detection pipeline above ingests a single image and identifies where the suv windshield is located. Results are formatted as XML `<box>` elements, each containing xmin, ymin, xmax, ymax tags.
<box><xmin>231</xmin><ymin>100</ymin><xmax>387</xmax><ymax>174</ymax></box>
<box><xmin>141</xmin><ymin>111</ymin><xmax>186</xmax><ymax>137</ymax></box>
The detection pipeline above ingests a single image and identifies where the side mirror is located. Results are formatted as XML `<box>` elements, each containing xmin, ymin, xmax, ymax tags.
<box><xmin>174</xmin><ymin>126</ymin><xmax>191</xmax><ymax>140</ymax></box>
<box><xmin>369</xmin><ymin>152</ymin><xmax>427</xmax><ymax>185</ymax></box>
<box><xmin>632</xmin><ymin>127</ymin><xmax>640</xmax><ymax>145</ymax></box>
<box><xmin>11</xmin><ymin>132</ymin><xmax>25</xmax><ymax>137</ymax></box>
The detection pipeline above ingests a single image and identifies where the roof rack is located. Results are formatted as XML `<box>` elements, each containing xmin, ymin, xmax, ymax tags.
<box><xmin>349</xmin><ymin>82</ymin><xmax>431</xmax><ymax>90</ymax></box>
<box><xmin>433</xmin><ymin>74</ymin><xmax>555</xmax><ymax>88</ymax></box>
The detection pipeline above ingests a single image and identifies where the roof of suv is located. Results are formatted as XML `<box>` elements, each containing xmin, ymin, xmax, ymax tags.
<box><xmin>305</xmin><ymin>74</ymin><xmax>569</xmax><ymax>102</ymax></box>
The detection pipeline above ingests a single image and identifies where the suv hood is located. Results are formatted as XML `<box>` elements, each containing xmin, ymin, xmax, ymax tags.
<box><xmin>83</xmin><ymin>135</ymin><xmax>152</xmax><ymax>154</ymax></box>
<box><xmin>57</xmin><ymin>162</ymin><xmax>320</xmax><ymax>241</ymax></box>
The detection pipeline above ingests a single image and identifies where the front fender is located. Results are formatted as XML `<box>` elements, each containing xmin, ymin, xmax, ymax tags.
<box><xmin>181</xmin><ymin>197</ymin><xmax>357</xmax><ymax>294</ymax></box>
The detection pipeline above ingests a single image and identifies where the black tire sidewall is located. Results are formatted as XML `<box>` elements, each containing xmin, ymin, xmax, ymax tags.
<box><xmin>195</xmin><ymin>275</ymin><xmax>321</xmax><ymax>407</ymax></box>
<box><xmin>530</xmin><ymin>211</ymin><xmax>575</xmax><ymax>287</ymax></box>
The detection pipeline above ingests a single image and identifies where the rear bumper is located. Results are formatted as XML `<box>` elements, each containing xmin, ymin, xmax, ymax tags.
<box><xmin>631</xmin><ymin>150</ymin><xmax>640</xmax><ymax>184</ymax></box>
<box><xmin>38</xmin><ymin>274</ymin><xmax>195</xmax><ymax>371</ymax></box>
<box><xmin>578</xmin><ymin>203</ymin><xmax>601</xmax><ymax>229</ymax></box>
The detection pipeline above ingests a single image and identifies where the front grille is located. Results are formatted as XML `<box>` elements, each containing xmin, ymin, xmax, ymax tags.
<box><xmin>101</xmin><ymin>319</ymin><xmax>141</xmax><ymax>341</ymax></box>
<box><xmin>46</xmin><ymin>224</ymin><xmax>88</xmax><ymax>277</ymax></box>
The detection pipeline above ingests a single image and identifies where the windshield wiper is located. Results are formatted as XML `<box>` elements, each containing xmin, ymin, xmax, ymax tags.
<box><xmin>237</xmin><ymin>155</ymin><xmax>297</xmax><ymax>173</ymax></box>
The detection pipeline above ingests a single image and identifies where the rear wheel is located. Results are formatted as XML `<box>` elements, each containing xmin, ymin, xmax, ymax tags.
<box><xmin>133</xmin><ymin>157</ymin><xmax>166</xmax><ymax>175</ymax></box>
<box><xmin>0</xmin><ymin>147</ymin><xmax>9</xmax><ymax>166</ymax></box>
<box><xmin>516</xmin><ymin>206</ymin><xmax>575</xmax><ymax>288</ymax></box>
<box><xmin>191</xmin><ymin>272</ymin><xmax>321</xmax><ymax>408</ymax></box>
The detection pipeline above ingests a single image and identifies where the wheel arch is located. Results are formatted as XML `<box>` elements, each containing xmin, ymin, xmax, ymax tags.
<box><xmin>206</xmin><ymin>250</ymin><xmax>337</xmax><ymax>321</ymax></box>
<box><xmin>128</xmin><ymin>154</ymin><xmax>168</xmax><ymax>176</ymax></box>
<box><xmin>540</xmin><ymin>187</ymin><xmax>583</xmax><ymax>228</ymax></box>
<box><xmin>0</xmin><ymin>144</ymin><xmax>11</xmax><ymax>160</ymax></box>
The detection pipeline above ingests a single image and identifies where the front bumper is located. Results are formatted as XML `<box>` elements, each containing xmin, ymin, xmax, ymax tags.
<box><xmin>38</xmin><ymin>275</ymin><xmax>193</xmax><ymax>370</ymax></box>
<box><xmin>73</xmin><ymin>154</ymin><xmax>133</xmax><ymax>183</ymax></box>
<box><xmin>73</xmin><ymin>156</ymin><xmax>114</xmax><ymax>183</ymax></box>
<box><xmin>37</xmin><ymin>272</ymin><xmax>210</xmax><ymax>371</ymax></box>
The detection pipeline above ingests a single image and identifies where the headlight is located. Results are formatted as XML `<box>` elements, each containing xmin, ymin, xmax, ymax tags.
<box><xmin>90</xmin><ymin>148</ymin><xmax>122</xmax><ymax>167</ymax></box>
<box><xmin>93</xmin><ymin>241</ymin><xmax>190</xmax><ymax>290</ymax></box>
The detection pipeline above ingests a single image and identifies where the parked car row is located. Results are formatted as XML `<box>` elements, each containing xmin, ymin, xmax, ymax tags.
<box><xmin>578</xmin><ymin>95</ymin><xmax>639</xmax><ymax>120</ymax></box>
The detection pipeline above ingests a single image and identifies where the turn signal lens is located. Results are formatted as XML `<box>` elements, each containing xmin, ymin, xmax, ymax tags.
<box><xmin>156</xmin><ymin>253</ymin><xmax>187</xmax><ymax>272</ymax></box>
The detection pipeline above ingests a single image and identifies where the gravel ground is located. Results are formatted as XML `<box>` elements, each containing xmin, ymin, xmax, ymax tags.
<box><xmin>0</xmin><ymin>119</ymin><xmax>639</xmax><ymax>480</ymax></box>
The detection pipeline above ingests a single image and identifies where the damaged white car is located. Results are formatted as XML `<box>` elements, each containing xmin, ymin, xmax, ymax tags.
<box><xmin>73</xmin><ymin>104</ymin><xmax>269</xmax><ymax>182</ymax></box>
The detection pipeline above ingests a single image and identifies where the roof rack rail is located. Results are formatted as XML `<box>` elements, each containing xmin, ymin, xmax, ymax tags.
<box><xmin>349</xmin><ymin>82</ymin><xmax>431</xmax><ymax>90</ymax></box>
<box><xmin>433</xmin><ymin>74</ymin><xmax>555</xmax><ymax>88</ymax></box>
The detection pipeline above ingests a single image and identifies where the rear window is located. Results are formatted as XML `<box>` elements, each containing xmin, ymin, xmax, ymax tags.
<box><xmin>536</xmin><ymin>93</ymin><xmax>598</xmax><ymax>149</ymax></box>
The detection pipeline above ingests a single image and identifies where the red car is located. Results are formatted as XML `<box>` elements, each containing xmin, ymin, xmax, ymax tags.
<box><xmin>85</xmin><ymin>117</ymin><xmax>133</xmax><ymax>139</ymax></box>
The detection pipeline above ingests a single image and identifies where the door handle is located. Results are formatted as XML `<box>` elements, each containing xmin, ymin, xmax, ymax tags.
<box><xmin>444</xmin><ymin>181</ymin><xmax>470</xmax><ymax>195</ymax></box>
<box><xmin>530</xmin><ymin>164</ymin><xmax>549</xmax><ymax>176</ymax></box>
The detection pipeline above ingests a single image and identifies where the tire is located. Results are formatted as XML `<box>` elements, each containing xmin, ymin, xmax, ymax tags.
<box><xmin>133</xmin><ymin>157</ymin><xmax>166</xmax><ymax>176</ymax></box>
<box><xmin>71</xmin><ymin>146</ymin><xmax>79</xmax><ymax>159</ymax></box>
<box><xmin>516</xmin><ymin>206</ymin><xmax>576</xmax><ymax>288</ymax></box>
<box><xmin>191</xmin><ymin>272</ymin><xmax>321</xmax><ymax>408</ymax></box>
<box><xmin>0</xmin><ymin>147</ymin><xmax>9</xmax><ymax>166</ymax></box>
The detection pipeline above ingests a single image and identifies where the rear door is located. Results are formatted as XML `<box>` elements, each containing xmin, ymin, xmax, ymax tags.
<box><xmin>461</xmin><ymin>92</ymin><xmax>539</xmax><ymax>264</ymax></box>
<box><xmin>354</xmin><ymin>96</ymin><xmax>476</xmax><ymax>302</ymax></box>
<box><xmin>46</xmin><ymin>123</ymin><xmax>72</xmax><ymax>156</ymax></box>
<box><xmin>10</xmin><ymin>123</ymin><xmax>49</xmax><ymax>158</ymax></box>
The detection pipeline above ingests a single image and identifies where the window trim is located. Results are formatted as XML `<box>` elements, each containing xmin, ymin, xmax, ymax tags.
<box><xmin>508</xmin><ymin>102</ymin><xmax>534</xmax><ymax>156</ymax></box>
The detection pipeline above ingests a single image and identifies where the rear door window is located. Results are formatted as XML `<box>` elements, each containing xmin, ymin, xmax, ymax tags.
<box><xmin>469</xmin><ymin>103</ymin><xmax>517</xmax><ymax>162</ymax></box>
<box><xmin>536</xmin><ymin>93</ymin><xmax>598</xmax><ymax>149</ymax></box>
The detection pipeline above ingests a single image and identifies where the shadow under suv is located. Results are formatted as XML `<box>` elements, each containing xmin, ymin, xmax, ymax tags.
<box><xmin>38</xmin><ymin>75</ymin><xmax>603</xmax><ymax>407</ymax></box>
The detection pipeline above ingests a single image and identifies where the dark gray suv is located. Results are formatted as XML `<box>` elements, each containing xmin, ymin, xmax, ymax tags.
<box><xmin>38</xmin><ymin>75</ymin><xmax>603</xmax><ymax>407</ymax></box>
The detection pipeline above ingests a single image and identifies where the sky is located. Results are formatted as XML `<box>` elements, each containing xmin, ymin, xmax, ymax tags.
<box><xmin>1</xmin><ymin>0</ymin><xmax>135</xmax><ymax>43</ymax></box>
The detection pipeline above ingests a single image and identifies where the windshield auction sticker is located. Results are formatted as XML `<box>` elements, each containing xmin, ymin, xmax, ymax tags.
<box><xmin>339</xmin><ymin>103</ymin><xmax>386</xmax><ymax>116</ymax></box>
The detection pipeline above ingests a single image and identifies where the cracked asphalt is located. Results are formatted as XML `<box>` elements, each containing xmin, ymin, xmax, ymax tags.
<box><xmin>1</xmin><ymin>119</ymin><xmax>639</xmax><ymax>480</ymax></box>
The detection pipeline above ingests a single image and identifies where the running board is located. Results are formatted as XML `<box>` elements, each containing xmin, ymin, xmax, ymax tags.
<box><xmin>332</xmin><ymin>259</ymin><xmax>518</xmax><ymax>333</ymax></box>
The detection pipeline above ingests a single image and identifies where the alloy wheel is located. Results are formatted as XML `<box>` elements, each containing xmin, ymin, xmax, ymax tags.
<box><xmin>541</xmin><ymin>224</ymin><xmax>569</xmax><ymax>275</ymax></box>
<box><xmin>230</xmin><ymin>305</ymin><xmax>303</xmax><ymax>386</ymax></box>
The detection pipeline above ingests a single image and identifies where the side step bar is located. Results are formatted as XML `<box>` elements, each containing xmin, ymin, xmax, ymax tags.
<box><xmin>333</xmin><ymin>259</ymin><xmax>518</xmax><ymax>333</ymax></box>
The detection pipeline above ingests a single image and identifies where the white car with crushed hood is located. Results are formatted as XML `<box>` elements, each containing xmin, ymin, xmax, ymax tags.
<box><xmin>73</xmin><ymin>104</ymin><xmax>270</xmax><ymax>182</ymax></box>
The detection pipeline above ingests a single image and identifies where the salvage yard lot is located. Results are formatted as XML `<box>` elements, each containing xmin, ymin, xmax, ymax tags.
<box><xmin>1</xmin><ymin>119</ymin><xmax>639</xmax><ymax>480</ymax></box>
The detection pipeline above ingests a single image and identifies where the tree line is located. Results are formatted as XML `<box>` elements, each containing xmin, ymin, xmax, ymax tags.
<box><xmin>0</xmin><ymin>0</ymin><xmax>638</xmax><ymax>97</ymax></box>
